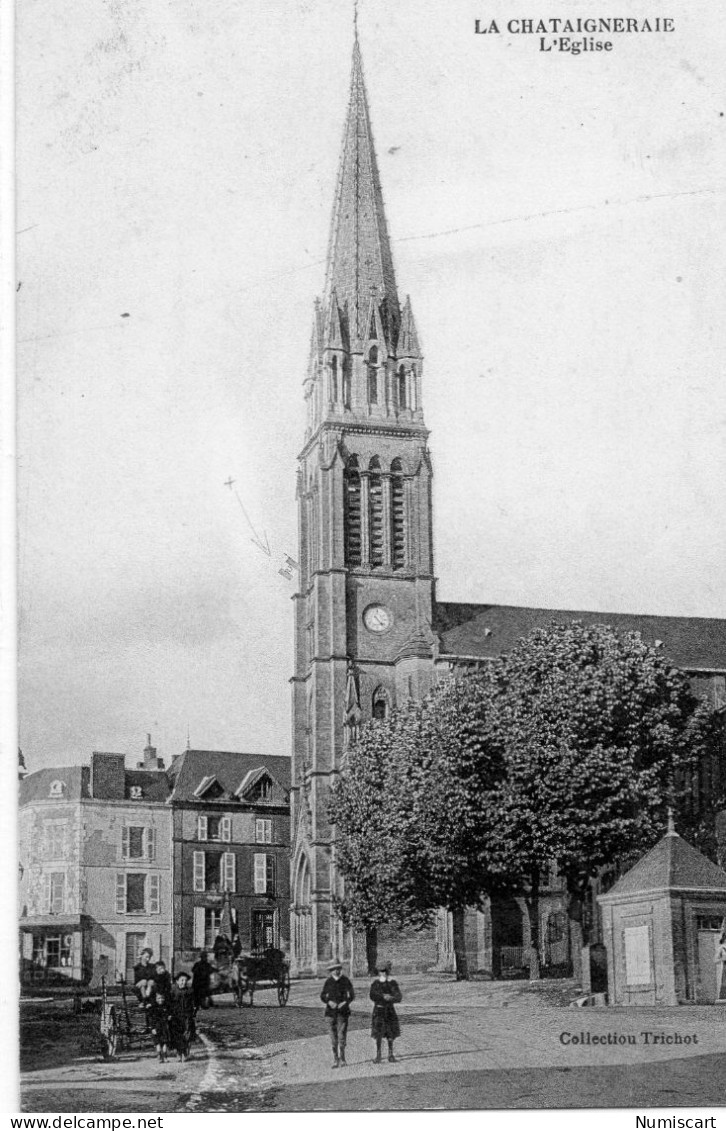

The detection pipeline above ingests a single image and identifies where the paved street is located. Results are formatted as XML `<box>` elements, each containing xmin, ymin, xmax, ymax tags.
<box><xmin>21</xmin><ymin>977</ymin><xmax>726</xmax><ymax>1112</ymax></box>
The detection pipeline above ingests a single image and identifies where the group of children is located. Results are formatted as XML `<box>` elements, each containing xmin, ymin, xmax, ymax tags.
<box><xmin>320</xmin><ymin>959</ymin><xmax>403</xmax><ymax>1069</ymax></box>
<box><xmin>133</xmin><ymin>949</ymin><xmax>197</xmax><ymax>1063</ymax></box>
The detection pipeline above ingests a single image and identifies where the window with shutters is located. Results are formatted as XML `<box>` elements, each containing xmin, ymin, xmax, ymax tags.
<box><xmin>45</xmin><ymin>822</ymin><xmax>65</xmax><ymax>860</ymax></box>
<box><xmin>391</xmin><ymin>458</ymin><xmax>405</xmax><ymax>569</ymax></box>
<box><xmin>122</xmin><ymin>826</ymin><xmax>156</xmax><ymax>860</ymax></box>
<box><xmin>256</xmin><ymin>819</ymin><xmax>272</xmax><ymax>844</ymax></box>
<box><xmin>202</xmin><ymin>815</ymin><xmax>231</xmax><ymax>842</ymax></box>
<box><xmin>253</xmin><ymin>853</ymin><xmax>276</xmax><ymax>895</ymax></box>
<box><xmin>344</xmin><ymin>456</ymin><xmax>361</xmax><ymax>566</ymax></box>
<box><xmin>222</xmin><ymin>851</ymin><xmax>236</xmax><ymax>893</ymax></box>
<box><xmin>196</xmin><ymin>851</ymin><xmax>223</xmax><ymax>892</ymax></box>
<box><xmin>204</xmin><ymin>909</ymin><xmax>222</xmax><ymax>949</ymax></box>
<box><xmin>48</xmin><ymin>872</ymin><xmax>65</xmax><ymax>914</ymax></box>
<box><xmin>126</xmin><ymin>874</ymin><xmax>146</xmax><ymax>913</ymax></box>
<box><xmin>113</xmin><ymin>872</ymin><xmax>160</xmax><ymax>914</ymax></box>
<box><xmin>193</xmin><ymin>850</ymin><xmax>206</xmax><ymax>892</ymax></box>
<box><xmin>368</xmin><ymin>458</ymin><xmax>383</xmax><ymax>567</ymax></box>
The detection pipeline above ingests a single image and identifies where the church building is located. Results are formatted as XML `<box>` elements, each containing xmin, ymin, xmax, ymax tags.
<box><xmin>289</xmin><ymin>36</ymin><xmax>726</xmax><ymax>977</ymax></box>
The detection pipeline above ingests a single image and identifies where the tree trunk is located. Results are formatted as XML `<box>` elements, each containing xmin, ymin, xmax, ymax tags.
<box><xmin>526</xmin><ymin>873</ymin><xmax>540</xmax><ymax>980</ymax></box>
<box><xmin>365</xmin><ymin>926</ymin><xmax>378</xmax><ymax>975</ymax></box>
<box><xmin>452</xmin><ymin>907</ymin><xmax>470</xmax><ymax>981</ymax></box>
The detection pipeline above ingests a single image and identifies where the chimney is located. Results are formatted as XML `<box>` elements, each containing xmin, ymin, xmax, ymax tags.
<box><xmin>90</xmin><ymin>753</ymin><xmax>126</xmax><ymax>800</ymax></box>
<box><xmin>138</xmin><ymin>734</ymin><xmax>165</xmax><ymax>771</ymax></box>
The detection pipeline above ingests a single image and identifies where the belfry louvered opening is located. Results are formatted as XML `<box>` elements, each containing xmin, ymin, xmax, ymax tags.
<box><xmin>368</xmin><ymin>458</ymin><xmax>384</xmax><ymax>567</ymax></box>
<box><xmin>397</xmin><ymin>366</ymin><xmax>407</xmax><ymax>410</ymax></box>
<box><xmin>367</xmin><ymin>347</ymin><xmax>378</xmax><ymax>404</ymax></box>
<box><xmin>391</xmin><ymin>458</ymin><xmax>405</xmax><ymax>569</ymax></box>
<box><xmin>344</xmin><ymin>456</ymin><xmax>362</xmax><ymax>566</ymax></box>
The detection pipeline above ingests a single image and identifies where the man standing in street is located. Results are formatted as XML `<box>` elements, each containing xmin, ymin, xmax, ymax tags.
<box><xmin>320</xmin><ymin>959</ymin><xmax>355</xmax><ymax>1069</ymax></box>
<box><xmin>191</xmin><ymin>949</ymin><xmax>213</xmax><ymax>1010</ymax></box>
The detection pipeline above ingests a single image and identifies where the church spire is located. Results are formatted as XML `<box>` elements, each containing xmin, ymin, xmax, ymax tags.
<box><xmin>324</xmin><ymin>36</ymin><xmax>400</xmax><ymax>351</ymax></box>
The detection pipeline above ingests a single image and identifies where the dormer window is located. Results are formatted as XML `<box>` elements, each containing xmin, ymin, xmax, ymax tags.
<box><xmin>255</xmin><ymin>776</ymin><xmax>272</xmax><ymax>802</ymax></box>
<box><xmin>49</xmin><ymin>780</ymin><xmax>66</xmax><ymax>798</ymax></box>
<box><xmin>129</xmin><ymin>785</ymin><xmax>143</xmax><ymax>800</ymax></box>
<box><xmin>236</xmin><ymin>768</ymin><xmax>285</xmax><ymax>804</ymax></box>
<box><xmin>194</xmin><ymin>775</ymin><xmax>224</xmax><ymax>800</ymax></box>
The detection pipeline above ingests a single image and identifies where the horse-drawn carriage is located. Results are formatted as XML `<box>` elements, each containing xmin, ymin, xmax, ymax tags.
<box><xmin>234</xmin><ymin>948</ymin><xmax>291</xmax><ymax>1007</ymax></box>
<box><xmin>211</xmin><ymin>945</ymin><xmax>291</xmax><ymax>1007</ymax></box>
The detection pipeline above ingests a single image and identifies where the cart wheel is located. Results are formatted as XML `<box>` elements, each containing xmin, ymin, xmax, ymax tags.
<box><xmin>277</xmin><ymin>967</ymin><xmax>290</xmax><ymax>1006</ymax></box>
<box><xmin>101</xmin><ymin>1010</ymin><xmax>119</xmax><ymax>1060</ymax></box>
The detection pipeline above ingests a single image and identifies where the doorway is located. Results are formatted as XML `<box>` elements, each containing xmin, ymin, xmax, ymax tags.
<box><xmin>125</xmin><ymin>932</ymin><xmax>147</xmax><ymax>982</ymax></box>
<box><xmin>697</xmin><ymin>929</ymin><xmax>721</xmax><ymax>1003</ymax></box>
<box><xmin>252</xmin><ymin>911</ymin><xmax>276</xmax><ymax>953</ymax></box>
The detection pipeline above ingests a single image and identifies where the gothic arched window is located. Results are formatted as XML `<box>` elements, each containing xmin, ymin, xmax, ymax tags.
<box><xmin>342</xmin><ymin>358</ymin><xmax>351</xmax><ymax>409</ymax></box>
<box><xmin>372</xmin><ymin>686</ymin><xmax>390</xmax><ymax>721</ymax></box>
<box><xmin>330</xmin><ymin>356</ymin><xmax>338</xmax><ymax>403</ymax></box>
<box><xmin>397</xmin><ymin>366</ymin><xmax>407</xmax><ymax>409</ymax></box>
<box><xmin>368</xmin><ymin>457</ymin><xmax>383</xmax><ymax>567</ymax></box>
<box><xmin>367</xmin><ymin>347</ymin><xmax>378</xmax><ymax>405</ymax></box>
<box><xmin>344</xmin><ymin>456</ymin><xmax>361</xmax><ymax>566</ymax></box>
<box><xmin>391</xmin><ymin>458</ymin><xmax>405</xmax><ymax>570</ymax></box>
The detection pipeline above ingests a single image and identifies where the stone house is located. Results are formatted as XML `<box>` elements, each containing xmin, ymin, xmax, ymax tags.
<box><xmin>19</xmin><ymin>744</ymin><xmax>172</xmax><ymax>986</ymax></box>
<box><xmin>167</xmin><ymin>749</ymin><xmax>291</xmax><ymax>969</ymax></box>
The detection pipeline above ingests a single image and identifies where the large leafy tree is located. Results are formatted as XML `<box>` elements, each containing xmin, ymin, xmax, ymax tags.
<box><xmin>331</xmin><ymin>676</ymin><xmax>509</xmax><ymax>976</ymax></box>
<box><xmin>329</xmin><ymin>708</ymin><xmax>419</xmax><ymax>939</ymax></box>
<box><xmin>331</xmin><ymin>621</ymin><xmax>720</xmax><ymax>979</ymax></box>
<box><xmin>475</xmin><ymin>622</ymin><xmax>718</xmax><ymax>975</ymax></box>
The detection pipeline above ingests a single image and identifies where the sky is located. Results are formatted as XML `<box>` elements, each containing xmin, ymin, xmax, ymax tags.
<box><xmin>15</xmin><ymin>0</ymin><xmax>726</xmax><ymax>773</ymax></box>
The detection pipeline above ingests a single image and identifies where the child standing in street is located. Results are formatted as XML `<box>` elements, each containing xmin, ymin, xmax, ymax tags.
<box><xmin>369</xmin><ymin>962</ymin><xmax>402</xmax><ymax>1063</ymax></box>
<box><xmin>148</xmin><ymin>990</ymin><xmax>171</xmax><ymax>1063</ymax></box>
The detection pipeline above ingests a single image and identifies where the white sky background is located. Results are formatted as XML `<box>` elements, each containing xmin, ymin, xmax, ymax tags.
<box><xmin>16</xmin><ymin>0</ymin><xmax>726</xmax><ymax>772</ymax></box>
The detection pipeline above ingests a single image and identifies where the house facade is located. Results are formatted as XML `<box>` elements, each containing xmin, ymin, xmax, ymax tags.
<box><xmin>19</xmin><ymin>745</ymin><xmax>172</xmax><ymax>986</ymax></box>
<box><xmin>19</xmin><ymin>767</ymin><xmax>86</xmax><ymax>984</ymax></box>
<box><xmin>168</xmin><ymin>750</ymin><xmax>291</xmax><ymax>968</ymax></box>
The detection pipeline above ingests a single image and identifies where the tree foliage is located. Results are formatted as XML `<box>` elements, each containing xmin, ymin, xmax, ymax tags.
<box><xmin>330</xmin><ymin>621</ymin><xmax>721</xmax><ymax>973</ymax></box>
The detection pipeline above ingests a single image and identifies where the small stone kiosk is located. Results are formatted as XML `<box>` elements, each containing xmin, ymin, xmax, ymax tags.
<box><xmin>598</xmin><ymin>815</ymin><xmax>726</xmax><ymax>1005</ymax></box>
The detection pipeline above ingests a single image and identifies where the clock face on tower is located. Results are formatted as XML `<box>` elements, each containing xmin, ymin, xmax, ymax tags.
<box><xmin>363</xmin><ymin>604</ymin><xmax>393</xmax><ymax>634</ymax></box>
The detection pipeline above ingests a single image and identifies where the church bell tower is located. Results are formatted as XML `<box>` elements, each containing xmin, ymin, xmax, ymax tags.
<box><xmin>290</xmin><ymin>35</ymin><xmax>437</xmax><ymax>974</ymax></box>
